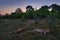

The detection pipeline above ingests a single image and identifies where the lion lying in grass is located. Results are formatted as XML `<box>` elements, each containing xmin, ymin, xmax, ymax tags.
<box><xmin>33</xmin><ymin>28</ymin><xmax>50</xmax><ymax>35</ymax></box>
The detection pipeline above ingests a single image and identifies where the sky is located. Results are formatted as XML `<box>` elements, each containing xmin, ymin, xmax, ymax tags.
<box><xmin>0</xmin><ymin>0</ymin><xmax>60</xmax><ymax>15</ymax></box>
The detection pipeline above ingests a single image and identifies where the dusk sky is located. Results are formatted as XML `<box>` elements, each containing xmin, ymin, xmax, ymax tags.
<box><xmin>0</xmin><ymin>0</ymin><xmax>60</xmax><ymax>15</ymax></box>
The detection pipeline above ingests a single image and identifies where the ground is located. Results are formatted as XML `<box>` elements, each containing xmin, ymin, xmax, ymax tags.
<box><xmin>0</xmin><ymin>18</ymin><xmax>60</xmax><ymax>40</ymax></box>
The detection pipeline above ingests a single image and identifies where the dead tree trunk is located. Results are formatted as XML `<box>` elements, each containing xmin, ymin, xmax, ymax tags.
<box><xmin>47</xmin><ymin>17</ymin><xmax>55</xmax><ymax>26</ymax></box>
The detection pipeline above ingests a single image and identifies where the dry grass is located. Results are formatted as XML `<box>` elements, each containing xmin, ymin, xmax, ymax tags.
<box><xmin>0</xmin><ymin>19</ymin><xmax>60</xmax><ymax>40</ymax></box>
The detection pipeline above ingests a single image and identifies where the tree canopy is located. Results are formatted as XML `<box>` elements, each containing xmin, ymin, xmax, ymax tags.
<box><xmin>0</xmin><ymin>4</ymin><xmax>60</xmax><ymax>19</ymax></box>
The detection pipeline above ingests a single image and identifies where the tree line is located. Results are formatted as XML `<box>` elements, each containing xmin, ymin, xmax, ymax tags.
<box><xmin>0</xmin><ymin>4</ymin><xmax>60</xmax><ymax>19</ymax></box>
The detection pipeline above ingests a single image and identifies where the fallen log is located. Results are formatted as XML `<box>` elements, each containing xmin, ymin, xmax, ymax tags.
<box><xmin>9</xmin><ymin>28</ymin><xmax>26</xmax><ymax>34</ymax></box>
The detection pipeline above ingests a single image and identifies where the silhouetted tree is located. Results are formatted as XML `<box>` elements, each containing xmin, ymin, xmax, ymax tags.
<box><xmin>15</xmin><ymin>8</ymin><xmax>22</xmax><ymax>14</ymax></box>
<box><xmin>34</xmin><ymin>10</ymin><xmax>40</xmax><ymax>24</ymax></box>
<box><xmin>26</xmin><ymin>5</ymin><xmax>34</xmax><ymax>12</ymax></box>
<box><xmin>0</xmin><ymin>14</ymin><xmax>1</xmax><ymax>22</ymax></box>
<box><xmin>26</xmin><ymin>5</ymin><xmax>34</xmax><ymax>19</ymax></box>
<box><xmin>10</xmin><ymin>12</ymin><xmax>16</xmax><ymax>19</ymax></box>
<box><xmin>1</xmin><ymin>4</ymin><xmax>60</xmax><ymax>19</ymax></box>
<box><xmin>4</xmin><ymin>13</ymin><xmax>10</xmax><ymax>19</ymax></box>
<box><xmin>15</xmin><ymin>8</ymin><xmax>23</xmax><ymax>18</ymax></box>
<box><xmin>39</xmin><ymin>5</ymin><xmax>49</xmax><ymax>18</ymax></box>
<box><xmin>49</xmin><ymin>4</ymin><xmax>60</xmax><ymax>12</ymax></box>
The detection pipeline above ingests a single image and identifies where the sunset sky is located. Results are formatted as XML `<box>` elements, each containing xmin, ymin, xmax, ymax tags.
<box><xmin>0</xmin><ymin>0</ymin><xmax>60</xmax><ymax>15</ymax></box>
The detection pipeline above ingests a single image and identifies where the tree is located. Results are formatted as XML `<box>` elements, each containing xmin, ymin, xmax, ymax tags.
<box><xmin>4</xmin><ymin>13</ymin><xmax>10</xmax><ymax>19</ymax></box>
<box><xmin>15</xmin><ymin>8</ymin><xmax>22</xmax><ymax>14</ymax></box>
<box><xmin>10</xmin><ymin>12</ymin><xmax>16</xmax><ymax>19</ymax></box>
<box><xmin>0</xmin><ymin>14</ymin><xmax>2</xmax><ymax>22</ymax></box>
<box><xmin>34</xmin><ymin>10</ymin><xmax>40</xmax><ymax>24</ymax></box>
<box><xmin>45</xmin><ymin>4</ymin><xmax>60</xmax><ymax>27</ymax></box>
<box><xmin>49</xmin><ymin>4</ymin><xmax>60</xmax><ymax>12</ymax></box>
<box><xmin>26</xmin><ymin>5</ymin><xmax>34</xmax><ymax>19</ymax></box>
<box><xmin>39</xmin><ymin>5</ymin><xmax>49</xmax><ymax>18</ymax></box>
<box><xmin>21</xmin><ymin>13</ymin><xmax>26</xmax><ymax>21</ymax></box>
<box><xmin>26</xmin><ymin>5</ymin><xmax>34</xmax><ymax>13</ymax></box>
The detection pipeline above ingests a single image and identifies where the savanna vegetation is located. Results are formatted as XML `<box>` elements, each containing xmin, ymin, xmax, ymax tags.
<box><xmin>0</xmin><ymin>4</ymin><xmax>60</xmax><ymax>40</ymax></box>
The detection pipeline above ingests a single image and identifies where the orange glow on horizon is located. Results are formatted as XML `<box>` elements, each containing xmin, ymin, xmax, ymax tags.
<box><xmin>22</xmin><ymin>8</ymin><xmax>26</xmax><ymax>12</ymax></box>
<box><xmin>0</xmin><ymin>8</ymin><xmax>15</xmax><ymax>15</ymax></box>
<box><xmin>0</xmin><ymin>8</ymin><xmax>26</xmax><ymax>15</ymax></box>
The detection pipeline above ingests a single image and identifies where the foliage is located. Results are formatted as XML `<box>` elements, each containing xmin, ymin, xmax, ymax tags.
<box><xmin>0</xmin><ymin>4</ymin><xmax>60</xmax><ymax>19</ymax></box>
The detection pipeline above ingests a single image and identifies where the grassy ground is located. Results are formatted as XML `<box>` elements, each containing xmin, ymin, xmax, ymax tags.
<box><xmin>0</xmin><ymin>18</ymin><xmax>60</xmax><ymax>40</ymax></box>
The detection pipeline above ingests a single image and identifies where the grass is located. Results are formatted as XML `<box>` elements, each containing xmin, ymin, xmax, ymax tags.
<box><xmin>0</xmin><ymin>18</ymin><xmax>60</xmax><ymax>40</ymax></box>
